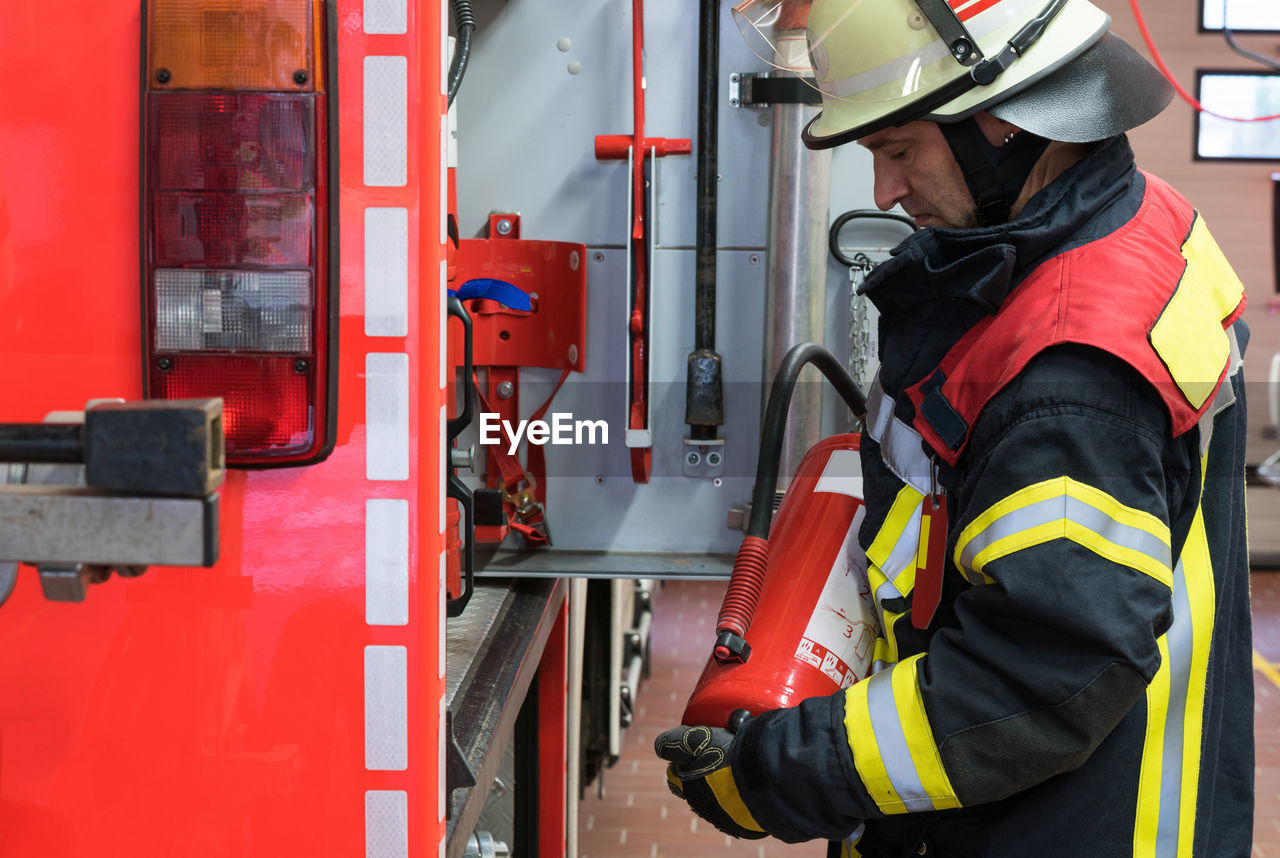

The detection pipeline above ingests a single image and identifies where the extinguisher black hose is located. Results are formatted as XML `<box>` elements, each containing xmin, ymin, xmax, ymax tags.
<box><xmin>746</xmin><ymin>343</ymin><xmax>866</xmax><ymax>539</ymax></box>
<box><xmin>448</xmin><ymin>0</ymin><xmax>475</xmax><ymax>107</ymax></box>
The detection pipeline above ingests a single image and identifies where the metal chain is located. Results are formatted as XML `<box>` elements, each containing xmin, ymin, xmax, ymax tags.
<box><xmin>847</xmin><ymin>253</ymin><xmax>878</xmax><ymax>430</ymax></box>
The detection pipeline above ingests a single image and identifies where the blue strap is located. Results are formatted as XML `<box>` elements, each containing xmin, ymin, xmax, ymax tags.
<box><xmin>448</xmin><ymin>278</ymin><xmax>532</xmax><ymax>312</ymax></box>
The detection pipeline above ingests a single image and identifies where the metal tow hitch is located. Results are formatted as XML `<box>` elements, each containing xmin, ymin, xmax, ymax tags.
<box><xmin>0</xmin><ymin>398</ymin><xmax>225</xmax><ymax>604</ymax></box>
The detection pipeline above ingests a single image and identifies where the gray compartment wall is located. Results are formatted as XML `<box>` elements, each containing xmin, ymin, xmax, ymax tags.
<box><xmin>455</xmin><ymin>0</ymin><xmax>904</xmax><ymax>555</ymax></box>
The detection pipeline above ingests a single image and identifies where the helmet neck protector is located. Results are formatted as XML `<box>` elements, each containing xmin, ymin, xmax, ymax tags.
<box><xmin>939</xmin><ymin>119</ymin><xmax>1052</xmax><ymax>226</ymax></box>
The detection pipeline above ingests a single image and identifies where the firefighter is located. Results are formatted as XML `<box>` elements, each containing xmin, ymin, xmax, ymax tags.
<box><xmin>656</xmin><ymin>0</ymin><xmax>1254</xmax><ymax>855</ymax></box>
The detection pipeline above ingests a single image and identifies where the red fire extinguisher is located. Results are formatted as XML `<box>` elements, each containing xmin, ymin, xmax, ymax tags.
<box><xmin>683</xmin><ymin>343</ymin><xmax>876</xmax><ymax>727</ymax></box>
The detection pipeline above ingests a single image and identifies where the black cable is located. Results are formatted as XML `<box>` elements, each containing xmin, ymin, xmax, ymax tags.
<box><xmin>746</xmin><ymin>343</ymin><xmax>866</xmax><ymax>538</ymax></box>
<box><xmin>695</xmin><ymin>0</ymin><xmax>719</xmax><ymax>353</ymax></box>
<box><xmin>828</xmin><ymin>209</ymin><xmax>917</xmax><ymax>268</ymax></box>
<box><xmin>686</xmin><ymin>0</ymin><xmax>724</xmax><ymax>442</ymax></box>
<box><xmin>447</xmin><ymin>0</ymin><xmax>475</xmax><ymax>107</ymax></box>
<box><xmin>1223</xmin><ymin>27</ymin><xmax>1280</xmax><ymax>73</ymax></box>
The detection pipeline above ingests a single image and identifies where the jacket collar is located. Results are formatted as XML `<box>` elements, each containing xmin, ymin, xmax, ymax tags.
<box><xmin>860</xmin><ymin>134</ymin><xmax>1139</xmax><ymax>314</ymax></box>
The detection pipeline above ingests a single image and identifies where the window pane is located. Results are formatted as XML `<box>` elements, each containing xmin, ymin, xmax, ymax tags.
<box><xmin>1203</xmin><ymin>0</ymin><xmax>1280</xmax><ymax>32</ymax></box>
<box><xmin>1196</xmin><ymin>73</ymin><xmax>1280</xmax><ymax>160</ymax></box>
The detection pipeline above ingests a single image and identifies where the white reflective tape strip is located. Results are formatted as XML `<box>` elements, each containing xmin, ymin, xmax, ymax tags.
<box><xmin>882</xmin><ymin>504</ymin><xmax>925</xmax><ymax>581</ymax></box>
<box><xmin>442</xmin><ymin>119</ymin><xmax>452</xmax><ymax>248</ymax></box>
<box><xmin>958</xmin><ymin>494</ymin><xmax>1172</xmax><ymax>578</ymax></box>
<box><xmin>366</xmin><ymin>790</ymin><xmax>409</xmax><ymax>858</ymax></box>
<box><xmin>819</xmin><ymin>36</ymin><xmax>951</xmax><ymax>100</ymax></box>
<box><xmin>366</xmin><ymin>499</ymin><xmax>409</xmax><ymax>625</ymax></box>
<box><xmin>442</xmin><ymin>25</ymin><xmax>451</xmax><ymax>99</ymax></box>
<box><xmin>365</xmin><ymin>645</ymin><xmax>408</xmax><ymax>770</ymax></box>
<box><xmin>367</xmin><ymin>353</ymin><xmax>410</xmax><ymax>480</ymax></box>
<box><xmin>1156</xmin><ymin>558</ymin><xmax>1193</xmax><ymax>855</ymax></box>
<box><xmin>440</xmin><ymin>260</ymin><xmax>448</xmax><ymax>390</ymax></box>
<box><xmin>863</xmin><ymin>670</ymin><xmax>935</xmax><ymax>812</ymax></box>
<box><xmin>814</xmin><ymin>448</ymin><xmax>864</xmax><ymax>498</ymax></box>
<box><xmin>865</xmin><ymin>374</ymin><xmax>892</xmax><ymax>442</ymax></box>
<box><xmin>866</xmin><ymin>378</ymin><xmax>931</xmax><ymax>495</ymax></box>
<box><xmin>366</xmin><ymin>207</ymin><xmax>409</xmax><ymax>337</ymax></box>
<box><xmin>440</xmin><ymin>405</ymin><xmax>448</xmax><ymax>533</ymax></box>
<box><xmin>364</xmin><ymin>56</ymin><xmax>408</xmax><ymax>187</ymax></box>
<box><xmin>880</xmin><ymin>417</ymin><xmax>931</xmax><ymax>495</ymax></box>
<box><xmin>363</xmin><ymin>0</ymin><xmax>406</xmax><ymax>34</ymax></box>
<box><xmin>439</xmin><ymin>692</ymin><xmax>448</xmax><ymax>822</ymax></box>
<box><xmin>1199</xmin><ymin>324</ymin><xmax>1243</xmax><ymax>455</ymax></box>
<box><xmin>439</xmin><ymin>552</ymin><xmax>447</xmax><ymax>679</ymax></box>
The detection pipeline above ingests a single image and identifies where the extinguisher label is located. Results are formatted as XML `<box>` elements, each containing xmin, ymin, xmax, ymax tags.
<box><xmin>795</xmin><ymin>505</ymin><xmax>877</xmax><ymax>689</ymax></box>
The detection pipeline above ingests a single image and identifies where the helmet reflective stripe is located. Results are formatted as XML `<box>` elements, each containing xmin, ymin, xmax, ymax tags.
<box><xmin>814</xmin><ymin>0</ymin><xmax>1044</xmax><ymax>103</ymax></box>
<box><xmin>953</xmin><ymin>0</ymin><xmax>1007</xmax><ymax>23</ymax></box>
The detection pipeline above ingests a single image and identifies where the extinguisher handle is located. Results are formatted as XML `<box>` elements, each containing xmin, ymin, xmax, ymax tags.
<box><xmin>750</xmin><ymin>343</ymin><xmax>866</xmax><ymax>538</ymax></box>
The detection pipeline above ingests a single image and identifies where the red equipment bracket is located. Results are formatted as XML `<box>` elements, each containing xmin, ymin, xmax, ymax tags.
<box><xmin>450</xmin><ymin>233</ymin><xmax>587</xmax><ymax>373</ymax></box>
<box><xmin>449</xmin><ymin>214</ymin><xmax>587</xmax><ymax>548</ymax></box>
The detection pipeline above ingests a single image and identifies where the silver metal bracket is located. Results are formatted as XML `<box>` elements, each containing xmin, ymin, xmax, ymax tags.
<box><xmin>682</xmin><ymin>437</ymin><xmax>726</xmax><ymax>478</ymax></box>
<box><xmin>729</xmin><ymin>72</ymin><xmax>746</xmax><ymax>108</ymax></box>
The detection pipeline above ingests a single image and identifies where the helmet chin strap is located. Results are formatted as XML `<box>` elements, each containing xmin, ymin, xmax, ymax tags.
<box><xmin>939</xmin><ymin>119</ymin><xmax>1051</xmax><ymax>227</ymax></box>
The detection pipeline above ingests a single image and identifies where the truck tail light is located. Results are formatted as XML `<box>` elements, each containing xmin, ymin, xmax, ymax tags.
<box><xmin>143</xmin><ymin>0</ymin><xmax>335</xmax><ymax>465</ymax></box>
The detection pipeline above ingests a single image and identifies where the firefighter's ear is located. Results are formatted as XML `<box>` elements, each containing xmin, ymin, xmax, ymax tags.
<box><xmin>654</xmin><ymin>724</ymin><xmax>768</xmax><ymax>840</ymax></box>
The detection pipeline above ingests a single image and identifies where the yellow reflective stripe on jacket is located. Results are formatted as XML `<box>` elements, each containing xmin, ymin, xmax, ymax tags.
<box><xmin>1134</xmin><ymin>475</ymin><xmax>1217</xmax><ymax>857</ymax></box>
<box><xmin>704</xmin><ymin>767</ymin><xmax>765</xmax><ymax>833</ymax></box>
<box><xmin>865</xmin><ymin>555</ymin><xmax>901</xmax><ymax>670</ymax></box>
<box><xmin>953</xmin><ymin>477</ymin><xmax>1173</xmax><ymax>588</ymax></box>
<box><xmin>867</xmin><ymin>485</ymin><xmax>925</xmax><ymax>592</ymax></box>
<box><xmin>1148</xmin><ymin>213</ymin><xmax>1245</xmax><ymax>410</ymax></box>
<box><xmin>843</xmin><ymin>654</ymin><xmax>961</xmax><ymax>814</ymax></box>
<box><xmin>866</xmin><ymin>486</ymin><xmax>924</xmax><ymax>670</ymax></box>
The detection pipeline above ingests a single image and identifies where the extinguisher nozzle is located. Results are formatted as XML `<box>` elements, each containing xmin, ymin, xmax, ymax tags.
<box><xmin>713</xmin><ymin>630</ymin><xmax>752</xmax><ymax>665</ymax></box>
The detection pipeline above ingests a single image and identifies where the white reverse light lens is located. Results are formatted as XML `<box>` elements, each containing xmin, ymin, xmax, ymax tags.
<box><xmin>154</xmin><ymin>269</ymin><xmax>313</xmax><ymax>352</ymax></box>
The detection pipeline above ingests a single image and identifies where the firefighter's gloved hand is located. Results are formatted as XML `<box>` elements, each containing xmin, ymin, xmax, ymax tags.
<box><xmin>654</xmin><ymin>719</ymin><xmax>767</xmax><ymax>840</ymax></box>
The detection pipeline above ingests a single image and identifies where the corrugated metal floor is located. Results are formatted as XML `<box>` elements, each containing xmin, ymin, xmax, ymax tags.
<box><xmin>580</xmin><ymin>485</ymin><xmax>1280</xmax><ymax>857</ymax></box>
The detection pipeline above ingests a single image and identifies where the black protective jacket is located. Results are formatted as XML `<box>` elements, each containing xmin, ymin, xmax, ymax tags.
<box><xmin>732</xmin><ymin>136</ymin><xmax>1254</xmax><ymax>857</ymax></box>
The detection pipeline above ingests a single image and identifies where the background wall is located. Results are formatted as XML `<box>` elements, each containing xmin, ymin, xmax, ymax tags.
<box><xmin>1097</xmin><ymin>0</ymin><xmax>1280</xmax><ymax>462</ymax></box>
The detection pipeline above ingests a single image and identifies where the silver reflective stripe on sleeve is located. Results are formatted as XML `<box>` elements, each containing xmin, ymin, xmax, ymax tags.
<box><xmin>864</xmin><ymin>672</ymin><xmax>936</xmax><ymax>812</ymax></box>
<box><xmin>958</xmin><ymin>494</ymin><xmax>1173</xmax><ymax>578</ymax></box>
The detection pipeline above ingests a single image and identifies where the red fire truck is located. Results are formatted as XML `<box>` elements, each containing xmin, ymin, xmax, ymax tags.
<box><xmin>0</xmin><ymin>0</ymin><xmax>898</xmax><ymax>855</ymax></box>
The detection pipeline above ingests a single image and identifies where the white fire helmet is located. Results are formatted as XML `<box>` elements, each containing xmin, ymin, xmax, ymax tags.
<box><xmin>735</xmin><ymin>0</ymin><xmax>1175</xmax><ymax>149</ymax></box>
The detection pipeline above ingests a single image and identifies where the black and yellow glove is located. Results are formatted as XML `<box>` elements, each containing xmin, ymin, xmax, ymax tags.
<box><xmin>654</xmin><ymin>721</ymin><xmax>767</xmax><ymax>840</ymax></box>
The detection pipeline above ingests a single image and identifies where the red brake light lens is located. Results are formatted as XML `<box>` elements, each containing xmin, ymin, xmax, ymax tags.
<box><xmin>152</xmin><ymin>193</ymin><xmax>314</xmax><ymax>267</ymax></box>
<box><xmin>152</xmin><ymin>93</ymin><xmax>314</xmax><ymax>192</ymax></box>
<box><xmin>152</xmin><ymin>356</ymin><xmax>315</xmax><ymax>453</ymax></box>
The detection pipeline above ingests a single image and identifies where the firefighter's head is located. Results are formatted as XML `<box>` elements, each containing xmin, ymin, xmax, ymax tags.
<box><xmin>786</xmin><ymin>0</ymin><xmax>1174</xmax><ymax>226</ymax></box>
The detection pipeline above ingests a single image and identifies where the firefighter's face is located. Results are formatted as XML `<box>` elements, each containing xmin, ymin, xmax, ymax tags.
<box><xmin>859</xmin><ymin>120</ymin><xmax>980</xmax><ymax>230</ymax></box>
